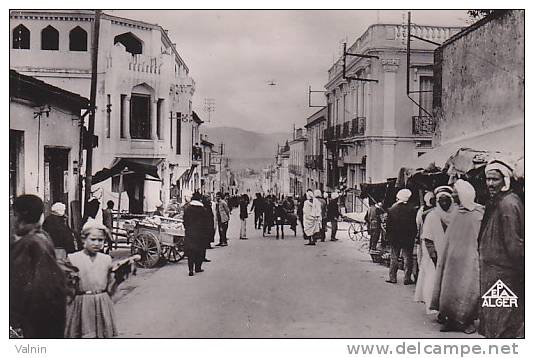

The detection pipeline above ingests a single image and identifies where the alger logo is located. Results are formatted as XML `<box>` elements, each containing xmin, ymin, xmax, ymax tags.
<box><xmin>482</xmin><ymin>280</ymin><xmax>518</xmax><ymax>308</ymax></box>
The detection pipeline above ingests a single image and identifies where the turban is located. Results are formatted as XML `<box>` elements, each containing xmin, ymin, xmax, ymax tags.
<box><xmin>423</xmin><ymin>191</ymin><xmax>435</xmax><ymax>206</ymax></box>
<box><xmin>314</xmin><ymin>189</ymin><xmax>322</xmax><ymax>198</ymax></box>
<box><xmin>306</xmin><ymin>191</ymin><xmax>314</xmax><ymax>200</ymax></box>
<box><xmin>434</xmin><ymin>186</ymin><xmax>453</xmax><ymax>200</ymax></box>
<box><xmin>396</xmin><ymin>189</ymin><xmax>412</xmax><ymax>203</ymax></box>
<box><xmin>454</xmin><ymin>179</ymin><xmax>477</xmax><ymax>211</ymax></box>
<box><xmin>51</xmin><ymin>202</ymin><xmax>66</xmax><ymax>216</ymax></box>
<box><xmin>485</xmin><ymin>160</ymin><xmax>513</xmax><ymax>192</ymax></box>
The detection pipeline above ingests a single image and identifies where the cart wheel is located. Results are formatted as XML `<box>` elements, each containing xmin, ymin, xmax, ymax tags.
<box><xmin>166</xmin><ymin>246</ymin><xmax>185</xmax><ymax>263</ymax></box>
<box><xmin>348</xmin><ymin>223</ymin><xmax>357</xmax><ymax>241</ymax></box>
<box><xmin>130</xmin><ymin>231</ymin><xmax>161</xmax><ymax>268</ymax></box>
<box><xmin>354</xmin><ymin>223</ymin><xmax>367</xmax><ymax>241</ymax></box>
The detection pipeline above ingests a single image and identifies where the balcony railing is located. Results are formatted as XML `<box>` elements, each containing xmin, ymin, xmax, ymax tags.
<box><xmin>351</xmin><ymin>117</ymin><xmax>366</xmax><ymax>136</ymax></box>
<box><xmin>342</xmin><ymin>122</ymin><xmax>351</xmax><ymax>138</ymax></box>
<box><xmin>305</xmin><ymin>154</ymin><xmax>324</xmax><ymax>170</ymax></box>
<box><xmin>412</xmin><ymin>116</ymin><xmax>435</xmax><ymax>135</ymax></box>
<box><xmin>202</xmin><ymin>165</ymin><xmax>218</xmax><ymax>176</ymax></box>
<box><xmin>192</xmin><ymin>145</ymin><xmax>203</xmax><ymax>161</ymax></box>
<box><xmin>324</xmin><ymin>127</ymin><xmax>335</xmax><ymax>140</ymax></box>
<box><xmin>335</xmin><ymin>124</ymin><xmax>342</xmax><ymax>138</ymax></box>
<box><xmin>288</xmin><ymin>164</ymin><xmax>302</xmax><ymax>176</ymax></box>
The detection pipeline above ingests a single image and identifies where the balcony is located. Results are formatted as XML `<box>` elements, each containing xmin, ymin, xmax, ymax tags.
<box><xmin>192</xmin><ymin>145</ymin><xmax>203</xmax><ymax>161</ymax></box>
<box><xmin>412</xmin><ymin>116</ymin><xmax>436</xmax><ymax>136</ymax></box>
<box><xmin>324</xmin><ymin>127</ymin><xmax>335</xmax><ymax>140</ymax></box>
<box><xmin>202</xmin><ymin>165</ymin><xmax>218</xmax><ymax>176</ymax></box>
<box><xmin>351</xmin><ymin>117</ymin><xmax>366</xmax><ymax>136</ymax></box>
<box><xmin>342</xmin><ymin>121</ymin><xmax>351</xmax><ymax>138</ymax></box>
<box><xmin>305</xmin><ymin>155</ymin><xmax>324</xmax><ymax>170</ymax></box>
<box><xmin>288</xmin><ymin>164</ymin><xmax>302</xmax><ymax>176</ymax></box>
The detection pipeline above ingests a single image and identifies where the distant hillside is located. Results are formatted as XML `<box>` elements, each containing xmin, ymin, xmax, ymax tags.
<box><xmin>202</xmin><ymin>126</ymin><xmax>292</xmax><ymax>170</ymax></box>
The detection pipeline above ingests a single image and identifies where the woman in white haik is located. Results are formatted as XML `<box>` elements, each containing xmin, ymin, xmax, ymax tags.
<box><xmin>414</xmin><ymin>186</ymin><xmax>457</xmax><ymax>314</ymax></box>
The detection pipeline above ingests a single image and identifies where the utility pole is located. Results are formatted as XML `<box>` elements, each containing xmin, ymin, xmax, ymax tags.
<box><xmin>83</xmin><ymin>10</ymin><xmax>102</xmax><ymax>212</ymax></box>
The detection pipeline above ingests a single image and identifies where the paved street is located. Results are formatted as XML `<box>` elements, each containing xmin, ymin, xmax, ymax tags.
<box><xmin>114</xmin><ymin>211</ymin><xmax>475</xmax><ymax>338</ymax></box>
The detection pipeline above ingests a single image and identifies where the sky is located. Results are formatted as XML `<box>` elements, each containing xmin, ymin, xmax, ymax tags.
<box><xmin>112</xmin><ymin>10</ymin><xmax>470</xmax><ymax>134</ymax></box>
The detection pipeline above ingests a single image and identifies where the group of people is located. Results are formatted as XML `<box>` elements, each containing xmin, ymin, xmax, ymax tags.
<box><xmin>382</xmin><ymin>160</ymin><xmax>524</xmax><ymax>338</ymax></box>
<box><xmin>250</xmin><ymin>193</ymin><xmax>297</xmax><ymax>239</ymax></box>
<box><xmin>298</xmin><ymin>189</ymin><xmax>341</xmax><ymax>245</ymax></box>
<box><xmin>10</xmin><ymin>194</ymin><xmax>126</xmax><ymax>338</ymax></box>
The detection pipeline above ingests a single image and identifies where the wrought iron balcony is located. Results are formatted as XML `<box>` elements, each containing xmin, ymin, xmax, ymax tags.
<box><xmin>305</xmin><ymin>154</ymin><xmax>324</xmax><ymax>170</ymax></box>
<box><xmin>351</xmin><ymin>117</ymin><xmax>366</xmax><ymax>136</ymax></box>
<box><xmin>342</xmin><ymin>121</ymin><xmax>351</xmax><ymax>138</ymax></box>
<box><xmin>412</xmin><ymin>116</ymin><xmax>435</xmax><ymax>135</ymax></box>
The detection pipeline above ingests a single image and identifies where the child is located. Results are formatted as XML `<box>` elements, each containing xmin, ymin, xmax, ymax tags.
<box><xmin>64</xmin><ymin>221</ymin><xmax>118</xmax><ymax>338</ymax></box>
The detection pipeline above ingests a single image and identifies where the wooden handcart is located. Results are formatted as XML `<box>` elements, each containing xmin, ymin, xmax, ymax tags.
<box><xmin>129</xmin><ymin>216</ymin><xmax>186</xmax><ymax>268</ymax></box>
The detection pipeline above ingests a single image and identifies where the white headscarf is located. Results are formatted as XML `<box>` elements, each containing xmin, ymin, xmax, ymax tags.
<box><xmin>306</xmin><ymin>191</ymin><xmax>314</xmax><ymax>200</ymax></box>
<box><xmin>51</xmin><ymin>202</ymin><xmax>66</xmax><ymax>216</ymax></box>
<box><xmin>485</xmin><ymin>160</ymin><xmax>513</xmax><ymax>192</ymax></box>
<box><xmin>396</xmin><ymin>189</ymin><xmax>411</xmax><ymax>203</ymax></box>
<box><xmin>331</xmin><ymin>192</ymin><xmax>339</xmax><ymax>200</ymax></box>
<box><xmin>454</xmin><ymin>179</ymin><xmax>477</xmax><ymax>211</ymax></box>
<box><xmin>314</xmin><ymin>189</ymin><xmax>322</xmax><ymax>198</ymax></box>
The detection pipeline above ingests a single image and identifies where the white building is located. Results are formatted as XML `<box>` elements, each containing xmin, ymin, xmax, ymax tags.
<box><xmin>10</xmin><ymin>10</ymin><xmax>197</xmax><ymax>213</ymax></box>
<box><xmin>10</xmin><ymin>70</ymin><xmax>88</xmax><ymax>220</ymax></box>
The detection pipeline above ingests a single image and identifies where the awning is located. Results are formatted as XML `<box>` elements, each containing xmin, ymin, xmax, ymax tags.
<box><xmin>412</xmin><ymin>123</ymin><xmax>524</xmax><ymax>170</ymax></box>
<box><xmin>92</xmin><ymin>158</ymin><xmax>163</xmax><ymax>185</ymax></box>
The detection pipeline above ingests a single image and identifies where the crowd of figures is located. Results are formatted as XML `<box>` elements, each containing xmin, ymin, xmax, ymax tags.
<box><xmin>373</xmin><ymin>160</ymin><xmax>524</xmax><ymax>338</ymax></box>
<box><xmin>249</xmin><ymin>189</ymin><xmax>342</xmax><ymax>244</ymax></box>
<box><xmin>8</xmin><ymin>189</ymin><xmax>243</xmax><ymax>338</ymax></box>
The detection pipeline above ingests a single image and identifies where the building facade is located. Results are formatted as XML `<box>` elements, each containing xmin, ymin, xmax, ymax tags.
<box><xmin>304</xmin><ymin>107</ymin><xmax>327</xmax><ymax>191</ymax></box>
<box><xmin>324</xmin><ymin>23</ymin><xmax>462</xmax><ymax>200</ymax></box>
<box><xmin>288</xmin><ymin>128</ymin><xmax>306</xmax><ymax>197</ymax></box>
<box><xmin>200</xmin><ymin>134</ymin><xmax>218</xmax><ymax>195</ymax></box>
<box><xmin>10</xmin><ymin>10</ymin><xmax>196</xmax><ymax>213</ymax></box>
<box><xmin>10</xmin><ymin>70</ymin><xmax>89</xmax><ymax>217</ymax></box>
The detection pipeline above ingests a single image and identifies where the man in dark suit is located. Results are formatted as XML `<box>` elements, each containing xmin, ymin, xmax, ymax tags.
<box><xmin>385</xmin><ymin>189</ymin><xmax>417</xmax><ymax>285</ymax></box>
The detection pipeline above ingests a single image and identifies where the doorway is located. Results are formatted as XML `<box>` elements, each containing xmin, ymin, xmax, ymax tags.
<box><xmin>44</xmin><ymin>147</ymin><xmax>70</xmax><ymax>214</ymax></box>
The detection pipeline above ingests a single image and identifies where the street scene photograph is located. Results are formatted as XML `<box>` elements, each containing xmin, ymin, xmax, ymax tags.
<box><xmin>8</xmin><ymin>8</ymin><xmax>524</xmax><ymax>348</ymax></box>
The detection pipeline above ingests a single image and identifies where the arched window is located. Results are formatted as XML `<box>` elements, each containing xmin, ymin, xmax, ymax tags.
<box><xmin>12</xmin><ymin>24</ymin><xmax>30</xmax><ymax>49</ymax></box>
<box><xmin>114</xmin><ymin>32</ymin><xmax>143</xmax><ymax>55</ymax></box>
<box><xmin>41</xmin><ymin>25</ymin><xmax>59</xmax><ymax>50</ymax></box>
<box><xmin>69</xmin><ymin>26</ymin><xmax>87</xmax><ymax>51</ymax></box>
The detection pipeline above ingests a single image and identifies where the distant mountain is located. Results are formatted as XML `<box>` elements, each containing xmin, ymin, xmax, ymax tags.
<box><xmin>202</xmin><ymin>126</ymin><xmax>292</xmax><ymax>170</ymax></box>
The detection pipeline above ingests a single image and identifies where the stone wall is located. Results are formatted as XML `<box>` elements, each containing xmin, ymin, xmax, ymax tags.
<box><xmin>434</xmin><ymin>10</ymin><xmax>524</xmax><ymax>144</ymax></box>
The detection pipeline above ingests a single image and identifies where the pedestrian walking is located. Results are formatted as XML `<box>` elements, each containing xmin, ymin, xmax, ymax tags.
<box><xmin>430</xmin><ymin>180</ymin><xmax>483</xmax><ymax>334</ymax></box>
<box><xmin>239</xmin><ymin>194</ymin><xmax>249</xmax><ymax>239</ymax></box>
<box><xmin>101</xmin><ymin>200</ymin><xmax>115</xmax><ymax>253</ymax></box>
<box><xmin>316</xmin><ymin>190</ymin><xmax>327</xmax><ymax>242</ymax></box>
<box><xmin>43</xmin><ymin>202</ymin><xmax>79</xmax><ymax>258</ymax></box>
<box><xmin>215</xmin><ymin>192</ymin><xmax>230</xmax><ymax>246</ymax></box>
<box><xmin>250</xmin><ymin>193</ymin><xmax>264</xmax><ymax>229</ymax></box>
<box><xmin>478</xmin><ymin>160</ymin><xmax>524</xmax><ymax>338</ymax></box>
<box><xmin>283</xmin><ymin>196</ymin><xmax>298</xmax><ymax>234</ymax></box>
<box><xmin>364</xmin><ymin>200</ymin><xmax>384</xmax><ymax>250</ymax></box>
<box><xmin>327</xmin><ymin>192</ymin><xmax>341</xmax><ymax>241</ymax></box>
<box><xmin>414</xmin><ymin>191</ymin><xmax>435</xmax><ymax>304</ymax></box>
<box><xmin>303</xmin><ymin>190</ymin><xmax>321</xmax><ymax>246</ymax></box>
<box><xmin>263</xmin><ymin>195</ymin><xmax>275</xmax><ymax>236</ymax></box>
<box><xmin>10</xmin><ymin>195</ymin><xmax>68</xmax><ymax>338</ymax></box>
<box><xmin>385</xmin><ymin>189</ymin><xmax>417</xmax><ymax>285</ymax></box>
<box><xmin>297</xmin><ymin>194</ymin><xmax>307</xmax><ymax>240</ymax></box>
<box><xmin>183</xmin><ymin>192</ymin><xmax>209</xmax><ymax>276</ymax></box>
<box><xmin>64</xmin><ymin>221</ymin><xmax>119</xmax><ymax>338</ymax></box>
<box><xmin>274</xmin><ymin>199</ymin><xmax>287</xmax><ymax>239</ymax></box>
<box><xmin>413</xmin><ymin>186</ymin><xmax>457</xmax><ymax>311</ymax></box>
<box><xmin>202</xmin><ymin>195</ymin><xmax>215</xmax><ymax>258</ymax></box>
